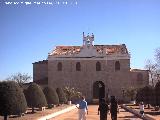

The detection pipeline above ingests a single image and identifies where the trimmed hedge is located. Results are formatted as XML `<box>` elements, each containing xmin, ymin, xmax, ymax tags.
<box><xmin>0</xmin><ymin>81</ymin><xmax>27</xmax><ymax>120</ymax></box>
<box><xmin>25</xmin><ymin>83</ymin><xmax>47</xmax><ymax>113</ymax></box>
<box><xmin>43</xmin><ymin>87</ymin><xmax>59</xmax><ymax>107</ymax></box>
<box><xmin>136</xmin><ymin>85</ymin><xmax>155</xmax><ymax>107</ymax></box>
<box><xmin>56</xmin><ymin>88</ymin><xmax>67</xmax><ymax>104</ymax></box>
<box><xmin>155</xmin><ymin>81</ymin><xmax>160</xmax><ymax>106</ymax></box>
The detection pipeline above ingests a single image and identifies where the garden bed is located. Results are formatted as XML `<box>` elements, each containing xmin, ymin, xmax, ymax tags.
<box><xmin>0</xmin><ymin>104</ymin><xmax>72</xmax><ymax>120</ymax></box>
<box><xmin>125</xmin><ymin>104</ymin><xmax>160</xmax><ymax>119</ymax></box>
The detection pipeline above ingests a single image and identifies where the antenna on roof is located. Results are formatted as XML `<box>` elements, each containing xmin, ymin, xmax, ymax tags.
<box><xmin>83</xmin><ymin>32</ymin><xmax>85</xmax><ymax>46</ymax></box>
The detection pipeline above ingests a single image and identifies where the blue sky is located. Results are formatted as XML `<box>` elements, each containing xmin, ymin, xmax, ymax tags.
<box><xmin>0</xmin><ymin>0</ymin><xmax>160</xmax><ymax>80</ymax></box>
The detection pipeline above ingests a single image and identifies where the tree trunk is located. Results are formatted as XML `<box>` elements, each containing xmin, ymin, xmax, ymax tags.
<box><xmin>147</xmin><ymin>104</ymin><xmax>150</xmax><ymax>109</ymax></box>
<box><xmin>4</xmin><ymin>115</ymin><xmax>7</xmax><ymax>120</ymax></box>
<box><xmin>32</xmin><ymin>107</ymin><xmax>34</xmax><ymax>113</ymax></box>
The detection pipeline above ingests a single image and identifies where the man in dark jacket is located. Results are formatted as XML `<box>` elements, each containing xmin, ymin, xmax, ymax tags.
<box><xmin>110</xmin><ymin>96</ymin><xmax>118</xmax><ymax>120</ymax></box>
<box><xmin>98</xmin><ymin>98</ymin><xmax>109</xmax><ymax>120</ymax></box>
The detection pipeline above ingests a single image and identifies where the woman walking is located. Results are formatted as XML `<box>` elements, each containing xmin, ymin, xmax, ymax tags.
<box><xmin>110</xmin><ymin>96</ymin><xmax>118</xmax><ymax>120</ymax></box>
<box><xmin>98</xmin><ymin>98</ymin><xmax>109</xmax><ymax>120</ymax></box>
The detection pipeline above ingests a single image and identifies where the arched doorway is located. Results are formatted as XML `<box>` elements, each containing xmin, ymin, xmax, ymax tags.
<box><xmin>93</xmin><ymin>81</ymin><xmax>105</xmax><ymax>99</ymax></box>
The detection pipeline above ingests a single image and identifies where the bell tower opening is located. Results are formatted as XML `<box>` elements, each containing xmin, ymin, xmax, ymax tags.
<box><xmin>83</xmin><ymin>32</ymin><xmax>94</xmax><ymax>47</ymax></box>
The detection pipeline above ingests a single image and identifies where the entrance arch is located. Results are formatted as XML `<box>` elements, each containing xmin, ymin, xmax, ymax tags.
<box><xmin>93</xmin><ymin>81</ymin><xmax>105</xmax><ymax>99</ymax></box>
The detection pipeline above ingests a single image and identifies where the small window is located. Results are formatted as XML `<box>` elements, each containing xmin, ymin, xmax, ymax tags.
<box><xmin>57</xmin><ymin>62</ymin><xmax>62</xmax><ymax>71</ymax></box>
<box><xmin>137</xmin><ymin>73</ymin><xmax>143</xmax><ymax>81</ymax></box>
<box><xmin>115</xmin><ymin>61</ymin><xmax>120</xmax><ymax>71</ymax></box>
<box><xmin>76</xmin><ymin>62</ymin><xmax>81</xmax><ymax>71</ymax></box>
<box><xmin>96</xmin><ymin>61</ymin><xmax>101</xmax><ymax>71</ymax></box>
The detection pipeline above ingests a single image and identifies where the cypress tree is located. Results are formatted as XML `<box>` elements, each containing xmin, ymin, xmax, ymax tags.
<box><xmin>155</xmin><ymin>81</ymin><xmax>160</xmax><ymax>106</ymax></box>
<box><xmin>136</xmin><ymin>86</ymin><xmax>155</xmax><ymax>108</ymax></box>
<box><xmin>136</xmin><ymin>88</ymin><xmax>144</xmax><ymax>104</ymax></box>
<box><xmin>0</xmin><ymin>81</ymin><xmax>27</xmax><ymax>120</ymax></box>
<box><xmin>25</xmin><ymin>83</ymin><xmax>47</xmax><ymax>113</ymax></box>
<box><xmin>143</xmin><ymin>86</ymin><xmax>154</xmax><ymax>108</ymax></box>
<box><xmin>43</xmin><ymin>87</ymin><xmax>59</xmax><ymax>108</ymax></box>
<box><xmin>56</xmin><ymin>88</ymin><xmax>67</xmax><ymax>104</ymax></box>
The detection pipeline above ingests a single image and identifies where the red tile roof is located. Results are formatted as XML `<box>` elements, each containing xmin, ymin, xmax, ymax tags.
<box><xmin>49</xmin><ymin>44</ymin><xmax>128</xmax><ymax>56</ymax></box>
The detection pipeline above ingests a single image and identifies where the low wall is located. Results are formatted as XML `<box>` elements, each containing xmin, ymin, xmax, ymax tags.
<box><xmin>38</xmin><ymin>105</ymin><xmax>77</xmax><ymax>120</ymax></box>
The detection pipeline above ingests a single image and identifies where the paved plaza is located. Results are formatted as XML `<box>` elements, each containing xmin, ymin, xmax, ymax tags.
<box><xmin>50</xmin><ymin>105</ymin><xmax>142</xmax><ymax>120</ymax></box>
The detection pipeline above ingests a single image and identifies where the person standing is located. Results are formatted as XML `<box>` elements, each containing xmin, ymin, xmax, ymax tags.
<box><xmin>98</xmin><ymin>98</ymin><xmax>109</xmax><ymax>120</ymax></box>
<box><xmin>139</xmin><ymin>102</ymin><xmax>144</xmax><ymax>117</ymax></box>
<box><xmin>77</xmin><ymin>96</ymin><xmax>88</xmax><ymax>120</ymax></box>
<box><xmin>110</xmin><ymin>96</ymin><xmax>118</xmax><ymax>120</ymax></box>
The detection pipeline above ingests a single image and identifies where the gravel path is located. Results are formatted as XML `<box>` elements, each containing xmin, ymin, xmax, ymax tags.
<box><xmin>49</xmin><ymin>105</ymin><xmax>142</xmax><ymax>120</ymax></box>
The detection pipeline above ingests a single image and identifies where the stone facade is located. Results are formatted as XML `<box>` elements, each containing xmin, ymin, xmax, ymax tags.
<box><xmin>33</xmin><ymin>33</ymin><xmax>149</xmax><ymax>102</ymax></box>
<box><xmin>33</xmin><ymin>60</ymin><xmax>48</xmax><ymax>86</ymax></box>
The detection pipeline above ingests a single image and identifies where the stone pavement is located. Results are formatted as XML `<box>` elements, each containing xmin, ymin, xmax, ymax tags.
<box><xmin>49</xmin><ymin>105</ymin><xmax>142</xmax><ymax>120</ymax></box>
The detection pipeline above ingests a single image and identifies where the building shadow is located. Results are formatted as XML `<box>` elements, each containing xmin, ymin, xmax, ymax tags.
<box><xmin>26</xmin><ymin>111</ymin><xmax>36</xmax><ymax>114</ymax></box>
<box><xmin>119</xmin><ymin>115</ymin><xmax>139</xmax><ymax>119</ymax></box>
<box><xmin>145</xmin><ymin>111</ymin><xmax>160</xmax><ymax>115</ymax></box>
<box><xmin>9</xmin><ymin>115</ymin><xmax>19</xmax><ymax>118</ymax></box>
<box><xmin>119</xmin><ymin>110</ymin><xmax>127</xmax><ymax>112</ymax></box>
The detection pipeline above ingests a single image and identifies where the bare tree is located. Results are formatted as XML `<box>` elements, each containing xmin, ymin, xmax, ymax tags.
<box><xmin>154</xmin><ymin>48</ymin><xmax>160</xmax><ymax>82</ymax></box>
<box><xmin>6</xmin><ymin>73</ymin><xmax>32</xmax><ymax>87</ymax></box>
<box><xmin>155</xmin><ymin>47</ymin><xmax>160</xmax><ymax>67</ymax></box>
<box><xmin>145</xmin><ymin>60</ymin><xmax>158</xmax><ymax>86</ymax></box>
<box><xmin>124</xmin><ymin>86</ymin><xmax>137</xmax><ymax>101</ymax></box>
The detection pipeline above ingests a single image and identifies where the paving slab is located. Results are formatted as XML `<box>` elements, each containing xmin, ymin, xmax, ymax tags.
<box><xmin>49</xmin><ymin>105</ymin><xmax>142</xmax><ymax>120</ymax></box>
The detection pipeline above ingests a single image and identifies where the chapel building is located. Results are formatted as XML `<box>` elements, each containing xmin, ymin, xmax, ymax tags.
<box><xmin>33</xmin><ymin>33</ymin><xmax>149</xmax><ymax>102</ymax></box>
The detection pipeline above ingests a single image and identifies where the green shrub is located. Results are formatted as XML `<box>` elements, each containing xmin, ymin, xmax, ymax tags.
<box><xmin>43</xmin><ymin>87</ymin><xmax>59</xmax><ymax>108</ymax></box>
<box><xmin>25</xmin><ymin>83</ymin><xmax>47</xmax><ymax>113</ymax></box>
<box><xmin>63</xmin><ymin>86</ymin><xmax>82</xmax><ymax>103</ymax></box>
<box><xmin>56</xmin><ymin>88</ymin><xmax>67</xmax><ymax>104</ymax></box>
<box><xmin>0</xmin><ymin>81</ymin><xmax>27</xmax><ymax>120</ymax></box>
<box><xmin>63</xmin><ymin>86</ymin><xmax>75</xmax><ymax>101</ymax></box>
<box><xmin>125</xmin><ymin>87</ymin><xmax>137</xmax><ymax>101</ymax></box>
